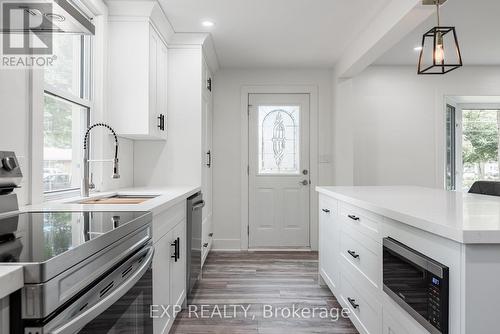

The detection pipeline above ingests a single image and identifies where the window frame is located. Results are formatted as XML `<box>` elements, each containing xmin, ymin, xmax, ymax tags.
<box><xmin>445</xmin><ymin>104</ymin><xmax>457</xmax><ymax>190</ymax></box>
<box><xmin>446</xmin><ymin>103</ymin><xmax>500</xmax><ymax>192</ymax></box>
<box><xmin>43</xmin><ymin>35</ymin><xmax>93</xmax><ymax>201</ymax></box>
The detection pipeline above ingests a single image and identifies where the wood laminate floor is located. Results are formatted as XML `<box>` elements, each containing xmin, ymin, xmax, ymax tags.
<box><xmin>171</xmin><ymin>251</ymin><xmax>358</xmax><ymax>334</ymax></box>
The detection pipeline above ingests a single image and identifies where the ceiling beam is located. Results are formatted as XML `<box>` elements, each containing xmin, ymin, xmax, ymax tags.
<box><xmin>335</xmin><ymin>0</ymin><xmax>435</xmax><ymax>79</ymax></box>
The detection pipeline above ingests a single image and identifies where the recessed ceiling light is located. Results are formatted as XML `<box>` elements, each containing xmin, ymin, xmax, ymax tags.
<box><xmin>413</xmin><ymin>46</ymin><xmax>423</xmax><ymax>51</ymax></box>
<box><xmin>201</xmin><ymin>20</ymin><xmax>215</xmax><ymax>28</ymax></box>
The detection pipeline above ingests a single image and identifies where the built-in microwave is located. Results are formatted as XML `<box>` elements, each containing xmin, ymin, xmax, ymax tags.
<box><xmin>383</xmin><ymin>237</ymin><xmax>449</xmax><ymax>334</ymax></box>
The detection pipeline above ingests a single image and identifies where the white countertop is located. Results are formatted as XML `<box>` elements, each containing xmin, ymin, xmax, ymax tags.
<box><xmin>0</xmin><ymin>186</ymin><xmax>200</xmax><ymax>296</ymax></box>
<box><xmin>0</xmin><ymin>266</ymin><xmax>23</xmax><ymax>299</ymax></box>
<box><xmin>317</xmin><ymin>186</ymin><xmax>500</xmax><ymax>244</ymax></box>
<box><xmin>21</xmin><ymin>185</ymin><xmax>201</xmax><ymax>215</ymax></box>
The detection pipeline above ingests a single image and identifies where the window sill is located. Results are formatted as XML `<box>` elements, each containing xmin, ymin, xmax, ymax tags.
<box><xmin>43</xmin><ymin>189</ymin><xmax>81</xmax><ymax>202</ymax></box>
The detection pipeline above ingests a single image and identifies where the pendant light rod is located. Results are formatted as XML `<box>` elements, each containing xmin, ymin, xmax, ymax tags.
<box><xmin>436</xmin><ymin>1</ymin><xmax>440</xmax><ymax>26</ymax></box>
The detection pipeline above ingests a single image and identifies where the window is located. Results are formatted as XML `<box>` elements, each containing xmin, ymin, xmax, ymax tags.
<box><xmin>446</xmin><ymin>106</ymin><xmax>500</xmax><ymax>192</ymax></box>
<box><xmin>258</xmin><ymin>106</ymin><xmax>300</xmax><ymax>174</ymax></box>
<box><xmin>43</xmin><ymin>35</ymin><xmax>91</xmax><ymax>195</ymax></box>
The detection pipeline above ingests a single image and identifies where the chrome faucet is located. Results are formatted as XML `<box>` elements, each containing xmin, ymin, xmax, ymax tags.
<box><xmin>82</xmin><ymin>123</ymin><xmax>120</xmax><ymax>197</ymax></box>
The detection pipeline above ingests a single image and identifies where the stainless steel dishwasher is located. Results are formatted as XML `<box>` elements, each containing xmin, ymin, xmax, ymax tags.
<box><xmin>186</xmin><ymin>192</ymin><xmax>204</xmax><ymax>298</ymax></box>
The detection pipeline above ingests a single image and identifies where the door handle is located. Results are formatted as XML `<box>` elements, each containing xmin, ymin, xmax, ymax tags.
<box><xmin>299</xmin><ymin>180</ymin><xmax>309</xmax><ymax>186</ymax></box>
<box><xmin>321</xmin><ymin>208</ymin><xmax>330</xmax><ymax>213</ymax></box>
<box><xmin>348</xmin><ymin>214</ymin><xmax>360</xmax><ymax>221</ymax></box>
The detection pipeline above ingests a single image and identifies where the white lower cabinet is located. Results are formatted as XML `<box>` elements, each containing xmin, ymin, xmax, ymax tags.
<box><xmin>318</xmin><ymin>195</ymin><xmax>339</xmax><ymax>291</ymax></box>
<box><xmin>152</xmin><ymin>202</ymin><xmax>187</xmax><ymax>334</ymax></box>
<box><xmin>318</xmin><ymin>195</ymin><xmax>408</xmax><ymax>334</ymax></box>
<box><xmin>153</xmin><ymin>231</ymin><xmax>173</xmax><ymax>334</ymax></box>
<box><xmin>383</xmin><ymin>311</ymin><xmax>410</xmax><ymax>334</ymax></box>
<box><xmin>170</xmin><ymin>220</ymin><xmax>187</xmax><ymax>312</ymax></box>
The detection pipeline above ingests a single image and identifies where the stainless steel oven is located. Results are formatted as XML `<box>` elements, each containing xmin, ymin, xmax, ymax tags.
<box><xmin>383</xmin><ymin>237</ymin><xmax>449</xmax><ymax>334</ymax></box>
<box><xmin>18</xmin><ymin>244</ymin><xmax>154</xmax><ymax>334</ymax></box>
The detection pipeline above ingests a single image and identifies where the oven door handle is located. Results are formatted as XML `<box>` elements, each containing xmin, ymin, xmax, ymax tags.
<box><xmin>50</xmin><ymin>246</ymin><xmax>154</xmax><ymax>334</ymax></box>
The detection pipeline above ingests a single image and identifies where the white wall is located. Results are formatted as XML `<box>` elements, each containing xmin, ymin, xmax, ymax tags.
<box><xmin>133</xmin><ymin>47</ymin><xmax>203</xmax><ymax>188</ymax></box>
<box><xmin>336</xmin><ymin>65</ymin><xmax>500</xmax><ymax>188</ymax></box>
<box><xmin>212</xmin><ymin>69</ymin><xmax>334</xmax><ymax>250</ymax></box>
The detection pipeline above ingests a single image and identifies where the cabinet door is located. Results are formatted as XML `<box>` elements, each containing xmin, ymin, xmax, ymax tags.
<box><xmin>156</xmin><ymin>39</ymin><xmax>168</xmax><ymax>139</ymax></box>
<box><xmin>319</xmin><ymin>195</ymin><xmax>339</xmax><ymax>290</ymax></box>
<box><xmin>202</xmin><ymin>94</ymin><xmax>213</xmax><ymax>224</ymax></box>
<box><xmin>149</xmin><ymin>26</ymin><xmax>159</xmax><ymax>136</ymax></box>
<box><xmin>153</xmin><ymin>231</ymin><xmax>172</xmax><ymax>334</ymax></box>
<box><xmin>170</xmin><ymin>220</ymin><xmax>187</xmax><ymax>312</ymax></box>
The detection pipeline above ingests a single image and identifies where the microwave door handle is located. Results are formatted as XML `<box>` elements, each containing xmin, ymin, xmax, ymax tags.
<box><xmin>49</xmin><ymin>247</ymin><xmax>154</xmax><ymax>334</ymax></box>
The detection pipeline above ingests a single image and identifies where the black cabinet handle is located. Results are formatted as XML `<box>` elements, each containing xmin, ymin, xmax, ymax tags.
<box><xmin>209</xmin><ymin>233</ymin><xmax>213</xmax><ymax>237</ymax></box>
<box><xmin>206</xmin><ymin>150</ymin><xmax>211</xmax><ymax>168</ymax></box>
<box><xmin>347</xmin><ymin>250</ymin><xmax>359</xmax><ymax>259</ymax></box>
<box><xmin>203</xmin><ymin>243</ymin><xmax>208</xmax><ymax>247</ymax></box>
<box><xmin>207</xmin><ymin>77</ymin><xmax>212</xmax><ymax>92</ymax></box>
<box><xmin>176</xmin><ymin>237</ymin><xmax>180</xmax><ymax>260</ymax></box>
<box><xmin>322</xmin><ymin>208</ymin><xmax>330</xmax><ymax>213</ymax></box>
<box><xmin>348</xmin><ymin>214</ymin><xmax>360</xmax><ymax>221</ymax></box>
<box><xmin>171</xmin><ymin>239</ymin><xmax>178</xmax><ymax>262</ymax></box>
<box><xmin>157</xmin><ymin>114</ymin><xmax>165</xmax><ymax>131</ymax></box>
<box><xmin>347</xmin><ymin>297</ymin><xmax>359</xmax><ymax>309</ymax></box>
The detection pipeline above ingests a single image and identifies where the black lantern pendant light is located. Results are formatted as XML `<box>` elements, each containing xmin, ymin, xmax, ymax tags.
<box><xmin>417</xmin><ymin>0</ymin><xmax>463</xmax><ymax>74</ymax></box>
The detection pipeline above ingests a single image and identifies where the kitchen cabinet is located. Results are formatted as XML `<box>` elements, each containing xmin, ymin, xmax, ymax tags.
<box><xmin>107</xmin><ymin>14</ymin><xmax>168</xmax><ymax>140</ymax></box>
<box><xmin>318</xmin><ymin>195</ymin><xmax>339</xmax><ymax>292</ymax></box>
<box><xmin>170</xmin><ymin>220</ymin><xmax>186</xmax><ymax>312</ymax></box>
<box><xmin>201</xmin><ymin>58</ymin><xmax>214</xmax><ymax>266</ymax></box>
<box><xmin>152</xmin><ymin>201</ymin><xmax>187</xmax><ymax>334</ymax></box>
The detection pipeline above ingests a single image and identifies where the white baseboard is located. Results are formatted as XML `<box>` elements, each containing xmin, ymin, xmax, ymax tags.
<box><xmin>212</xmin><ymin>238</ymin><xmax>241</xmax><ymax>250</ymax></box>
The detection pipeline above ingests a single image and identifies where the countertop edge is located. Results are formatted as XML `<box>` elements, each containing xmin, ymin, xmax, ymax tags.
<box><xmin>20</xmin><ymin>186</ymin><xmax>201</xmax><ymax>214</ymax></box>
<box><xmin>316</xmin><ymin>186</ymin><xmax>475</xmax><ymax>244</ymax></box>
<box><xmin>0</xmin><ymin>266</ymin><xmax>23</xmax><ymax>299</ymax></box>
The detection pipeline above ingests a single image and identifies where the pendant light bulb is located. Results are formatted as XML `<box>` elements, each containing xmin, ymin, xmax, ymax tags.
<box><xmin>434</xmin><ymin>32</ymin><xmax>444</xmax><ymax>63</ymax></box>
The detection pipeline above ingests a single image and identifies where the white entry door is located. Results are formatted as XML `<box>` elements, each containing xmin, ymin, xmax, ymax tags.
<box><xmin>248</xmin><ymin>93</ymin><xmax>310</xmax><ymax>248</ymax></box>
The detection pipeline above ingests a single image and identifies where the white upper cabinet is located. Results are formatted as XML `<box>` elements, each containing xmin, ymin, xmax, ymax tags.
<box><xmin>108</xmin><ymin>16</ymin><xmax>168</xmax><ymax>140</ymax></box>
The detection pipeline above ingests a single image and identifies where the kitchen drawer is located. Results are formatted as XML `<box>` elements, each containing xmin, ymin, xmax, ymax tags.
<box><xmin>153</xmin><ymin>201</ymin><xmax>186</xmax><ymax>243</ymax></box>
<box><xmin>341</xmin><ymin>271</ymin><xmax>381</xmax><ymax>334</ymax></box>
<box><xmin>340</xmin><ymin>225</ymin><xmax>381</xmax><ymax>290</ymax></box>
<box><xmin>319</xmin><ymin>194</ymin><xmax>338</xmax><ymax>214</ymax></box>
<box><xmin>383</xmin><ymin>311</ymin><xmax>411</xmax><ymax>334</ymax></box>
<box><xmin>340</xmin><ymin>202</ymin><xmax>381</xmax><ymax>242</ymax></box>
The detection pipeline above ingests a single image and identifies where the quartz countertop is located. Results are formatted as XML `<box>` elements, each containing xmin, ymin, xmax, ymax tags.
<box><xmin>316</xmin><ymin>186</ymin><xmax>500</xmax><ymax>244</ymax></box>
<box><xmin>0</xmin><ymin>266</ymin><xmax>23</xmax><ymax>299</ymax></box>
<box><xmin>21</xmin><ymin>185</ymin><xmax>201</xmax><ymax>215</ymax></box>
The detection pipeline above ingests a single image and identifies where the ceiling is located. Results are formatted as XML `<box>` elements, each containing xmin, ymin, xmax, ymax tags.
<box><xmin>376</xmin><ymin>0</ymin><xmax>500</xmax><ymax>65</ymax></box>
<box><xmin>160</xmin><ymin>0</ymin><xmax>390</xmax><ymax>68</ymax></box>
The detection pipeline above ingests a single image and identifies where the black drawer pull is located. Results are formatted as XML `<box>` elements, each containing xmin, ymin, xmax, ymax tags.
<box><xmin>209</xmin><ymin>233</ymin><xmax>213</xmax><ymax>237</ymax></box>
<box><xmin>347</xmin><ymin>250</ymin><xmax>359</xmax><ymax>259</ymax></box>
<box><xmin>203</xmin><ymin>243</ymin><xmax>209</xmax><ymax>247</ymax></box>
<box><xmin>348</xmin><ymin>214</ymin><xmax>360</xmax><ymax>221</ymax></box>
<box><xmin>347</xmin><ymin>297</ymin><xmax>359</xmax><ymax>309</ymax></box>
<box><xmin>321</xmin><ymin>208</ymin><xmax>330</xmax><ymax>213</ymax></box>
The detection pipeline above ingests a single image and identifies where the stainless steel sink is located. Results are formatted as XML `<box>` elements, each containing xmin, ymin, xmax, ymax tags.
<box><xmin>76</xmin><ymin>195</ymin><xmax>158</xmax><ymax>205</ymax></box>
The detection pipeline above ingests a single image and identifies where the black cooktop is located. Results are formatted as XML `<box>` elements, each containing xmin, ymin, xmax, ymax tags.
<box><xmin>0</xmin><ymin>211</ymin><xmax>150</xmax><ymax>264</ymax></box>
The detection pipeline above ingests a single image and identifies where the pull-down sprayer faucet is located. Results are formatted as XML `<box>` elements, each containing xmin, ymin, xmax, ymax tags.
<box><xmin>82</xmin><ymin>123</ymin><xmax>120</xmax><ymax>197</ymax></box>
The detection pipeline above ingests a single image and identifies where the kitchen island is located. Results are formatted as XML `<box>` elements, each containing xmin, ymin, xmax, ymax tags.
<box><xmin>317</xmin><ymin>186</ymin><xmax>500</xmax><ymax>334</ymax></box>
